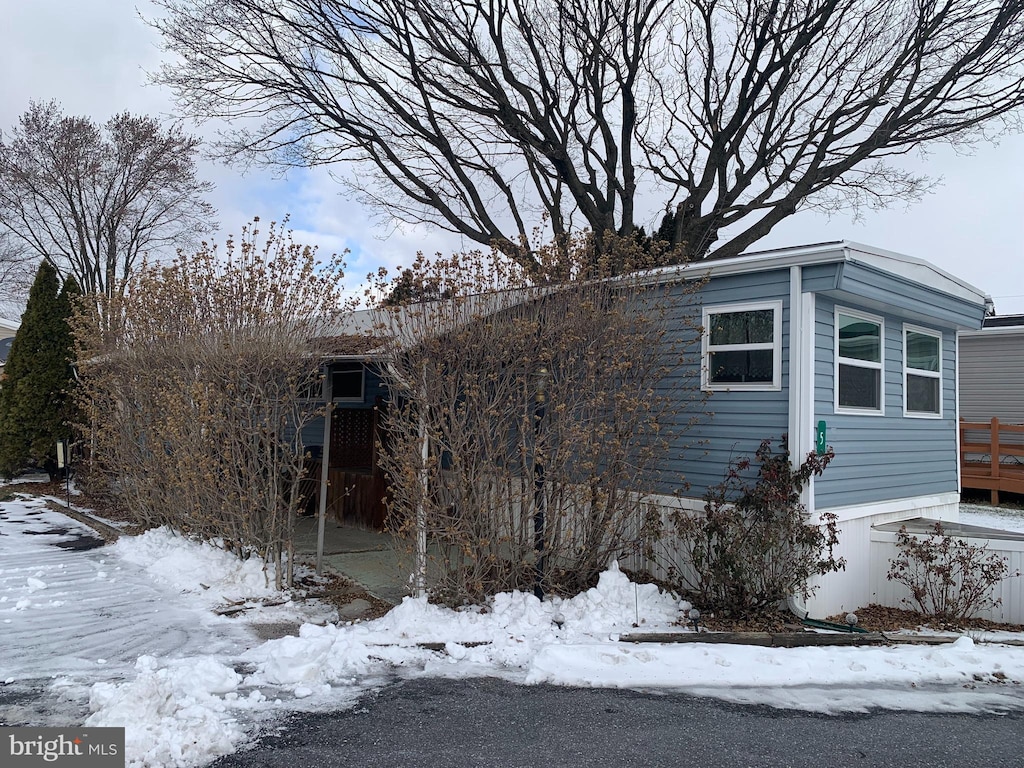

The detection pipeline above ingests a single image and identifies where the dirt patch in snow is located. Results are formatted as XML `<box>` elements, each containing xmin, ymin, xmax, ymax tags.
<box><xmin>829</xmin><ymin>604</ymin><xmax>1024</xmax><ymax>634</ymax></box>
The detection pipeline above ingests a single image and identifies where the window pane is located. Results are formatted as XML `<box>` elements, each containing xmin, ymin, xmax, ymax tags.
<box><xmin>838</xmin><ymin>315</ymin><xmax>880</xmax><ymax>363</ymax></box>
<box><xmin>906</xmin><ymin>331</ymin><xmax>939</xmax><ymax>372</ymax></box>
<box><xmin>907</xmin><ymin>373</ymin><xmax>940</xmax><ymax>414</ymax></box>
<box><xmin>332</xmin><ymin>364</ymin><xmax>364</xmax><ymax>400</ymax></box>
<box><xmin>839</xmin><ymin>363</ymin><xmax>880</xmax><ymax>409</ymax></box>
<box><xmin>709</xmin><ymin>349</ymin><xmax>774</xmax><ymax>384</ymax></box>
<box><xmin>709</xmin><ymin>309</ymin><xmax>774</xmax><ymax>345</ymax></box>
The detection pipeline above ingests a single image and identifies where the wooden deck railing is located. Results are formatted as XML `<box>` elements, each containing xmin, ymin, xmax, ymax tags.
<box><xmin>960</xmin><ymin>418</ymin><xmax>1024</xmax><ymax>504</ymax></box>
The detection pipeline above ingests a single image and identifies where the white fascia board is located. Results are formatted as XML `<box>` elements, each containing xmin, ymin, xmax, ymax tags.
<box><xmin>635</xmin><ymin>240</ymin><xmax>988</xmax><ymax>309</ymax></box>
<box><xmin>841</xmin><ymin>241</ymin><xmax>987</xmax><ymax>306</ymax></box>
<box><xmin>0</xmin><ymin>317</ymin><xmax>20</xmax><ymax>333</ymax></box>
<box><xmin>633</xmin><ymin>241</ymin><xmax>849</xmax><ymax>286</ymax></box>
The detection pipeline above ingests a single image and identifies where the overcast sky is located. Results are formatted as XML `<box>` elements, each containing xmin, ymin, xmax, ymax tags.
<box><xmin>2</xmin><ymin>1</ymin><xmax>1022</xmax><ymax>314</ymax></box>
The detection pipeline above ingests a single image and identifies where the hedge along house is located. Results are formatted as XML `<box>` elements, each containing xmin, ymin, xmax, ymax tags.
<box><xmin>637</xmin><ymin>240</ymin><xmax>989</xmax><ymax>618</ymax></box>
<box><xmin>302</xmin><ymin>241</ymin><xmax>989</xmax><ymax>616</ymax></box>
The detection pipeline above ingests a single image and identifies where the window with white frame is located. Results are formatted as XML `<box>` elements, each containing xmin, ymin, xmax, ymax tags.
<box><xmin>836</xmin><ymin>309</ymin><xmax>883</xmax><ymax>412</ymax></box>
<box><xmin>702</xmin><ymin>301</ymin><xmax>782</xmax><ymax>390</ymax></box>
<box><xmin>904</xmin><ymin>326</ymin><xmax>942</xmax><ymax>416</ymax></box>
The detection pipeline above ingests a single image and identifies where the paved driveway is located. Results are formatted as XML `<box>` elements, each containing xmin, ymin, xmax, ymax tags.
<box><xmin>210</xmin><ymin>676</ymin><xmax>1024</xmax><ymax>768</ymax></box>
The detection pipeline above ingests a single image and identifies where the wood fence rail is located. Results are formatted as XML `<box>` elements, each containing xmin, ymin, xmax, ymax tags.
<box><xmin>960</xmin><ymin>417</ymin><xmax>1024</xmax><ymax>504</ymax></box>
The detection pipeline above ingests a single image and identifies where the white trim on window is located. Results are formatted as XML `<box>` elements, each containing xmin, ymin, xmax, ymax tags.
<box><xmin>903</xmin><ymin>323</ymin><xmax>943</xmax><ymax>418</ymax></box>
<box><xmin>701</xmin><ymin>300</ymin><xmax>783</xmax><ymax>392</ymax></box>
<box><xmin>834</xmin><ymin>307</ymin><xmax>885</xmax><ymax>415</ymax></box>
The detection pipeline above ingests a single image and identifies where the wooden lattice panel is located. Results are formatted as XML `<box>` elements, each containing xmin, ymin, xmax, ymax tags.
<box><xmin>330</xmin><ymin>408</ymin><xmax>374</xmax><ymax>470</ymax></box>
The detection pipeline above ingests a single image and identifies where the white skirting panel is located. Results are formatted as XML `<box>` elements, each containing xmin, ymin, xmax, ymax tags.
<box><xmin>802</xmin><ymin>494</ymin><xmax>960</xmax><ymax>618</ymax></box>
<box><xmin>868</xmin><ymin>529</ymin><xmax>1024</xmax><ymax>625</ymax></box>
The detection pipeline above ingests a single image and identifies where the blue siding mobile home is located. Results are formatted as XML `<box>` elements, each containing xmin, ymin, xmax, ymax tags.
<box><xmin>642</xmin><ymin>241</ymin><xmax>987</xmax><ymax>615</ymax></box>
<box><xmin>310</xmin><ymin>242</ymin><xmax>987</xmax><ymax>614</ymax></box>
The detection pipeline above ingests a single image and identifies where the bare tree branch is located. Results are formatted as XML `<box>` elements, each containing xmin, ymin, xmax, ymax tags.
<box><xmin>152</xmin><ymin>0</ymin><xmax>1024</xmax><ymax>266</ymax></box>
<box><xmin>0</xmin><ymin>232</ymin><xmax>36</xmax><ymax>310</ymax></box>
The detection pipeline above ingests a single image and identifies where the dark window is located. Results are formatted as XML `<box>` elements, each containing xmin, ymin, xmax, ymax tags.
<box><xmin>838</xmin><ymin>363</ymin><xmax>881</xmax><ymax>410</ymax></box>
<box><xmin>905</xmin><ymin>329</ymin><xmax>941</xmax><ymax>415</ymax></box>
<box><xmin>708</xmin><ymin>349</ymin><xmax>775</xmax><ymax>384</ymax></box>
<box><xmin>332</xmin><ymin>363</ymin><xmax>364</xmax><ymax>402</ymax></box>
<box><xmin>704</xmin><ymin>304</ymin><xmax>779</xmax><ymax>388</ymax></box>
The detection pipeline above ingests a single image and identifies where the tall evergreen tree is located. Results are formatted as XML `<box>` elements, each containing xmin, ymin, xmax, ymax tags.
<box><xmin>0</xmin><ymin>262</ymin><xmax>79</xmax><ymax>479</ymax></box>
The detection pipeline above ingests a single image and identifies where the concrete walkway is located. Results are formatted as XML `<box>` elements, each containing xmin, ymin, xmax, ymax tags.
<box><xmin>293</xmin><ymin>515</ymin><xmax>410</xmax><ymax>605</ymax></box>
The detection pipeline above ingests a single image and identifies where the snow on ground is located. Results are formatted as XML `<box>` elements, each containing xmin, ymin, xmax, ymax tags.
<box><xmin>961</xmin><ymin>503</ymin><xmax>1024</xmax><ymax>533</ymax></box>
<box><xmin>5</xmin><ymin>492</ymin><xmax>1024</xmax><ymax>768</ymax></box>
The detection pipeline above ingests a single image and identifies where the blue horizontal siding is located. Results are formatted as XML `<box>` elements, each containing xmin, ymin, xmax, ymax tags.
<box><xmin>801</xmin><ymin>263</ymin><xmax>841</xmax><ymax>293</ymax></box>
<box><xmin>813</xmin><ymin>296</ymin><xmax>959</xmax><ymax>509</ymax></box>
<box><xmin>652</xmin><ymin>269</ymin><xmax>791</xmax><ymax>498</ymax></box>
<box><xmin>836</xmin><ymin>261</ymin><xmax>984</xmax><ymax>329</ymax></box>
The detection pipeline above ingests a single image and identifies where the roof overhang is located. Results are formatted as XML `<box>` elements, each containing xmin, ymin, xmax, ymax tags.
<box><xmin>633</xmin><ymin>240</ymin><xmax>988</xmax><ymax>308</ymax></box>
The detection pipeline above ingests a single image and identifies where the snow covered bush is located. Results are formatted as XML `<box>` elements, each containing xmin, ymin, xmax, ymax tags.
<box><xmin>887</xmin><ymin>522</ymin><xmax>1017</xmax><ymax>623</ymax></box>
<box><xmin>667</xmin><ymin>439</ymin><xmax>843</xmax><ymax>618</ymax></box>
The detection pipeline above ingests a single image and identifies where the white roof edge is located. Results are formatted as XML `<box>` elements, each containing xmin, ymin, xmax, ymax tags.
<box><xmin>840</xmin><ymin>241</ymin><xmax>987</xmax><ymax>305</ymax></box>
<box><xmin>0</xmin><ymin>317</ymin><xmax>19</xmax><ymax>332</ymax></box>
<box><xmin>635</xmin><ymin>240</ymin><xmax>987</xmax><ymax>306</ymax></box>
<box><xmin>961</xmin><ymin>325</ymin><xmax>1024</xmax><ymax>337</ymax></box>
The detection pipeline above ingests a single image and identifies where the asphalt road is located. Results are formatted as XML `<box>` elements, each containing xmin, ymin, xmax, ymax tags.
<box><xmin>211</xmin><ymin>677</ymin><xmax>1024</xmax><ymax>768</ymax></box>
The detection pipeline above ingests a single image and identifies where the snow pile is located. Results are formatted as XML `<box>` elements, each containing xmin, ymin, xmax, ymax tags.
<box><xmin>9</xmin><ymin>495</ymin><xmax>1024</xmax><ymax>768</ymax></box>
<box><xmin>245</xmin><ymin>561</ymin><xmax>690</xmax><ymax>689</ymax></box>
<box><xmin>112</xmin><ymin>527</ymin><xmax>281</xmax><ymax>605</ymax></box>
<box><xmin>85</xmin><ymin>655</ymin><xmax>261</xmax><ymax>768</ymax></box>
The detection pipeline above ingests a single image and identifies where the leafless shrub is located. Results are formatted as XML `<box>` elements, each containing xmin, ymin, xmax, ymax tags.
<box><xmin>665</xmin><ymin>439</ymin><xmax>843</xmax><ymax>619</ymax></box>
<box><xmin>73</xmin><ymin>218</ymin><xmax>354</xmax><ymax>588</ymax></box>
<box><xmin>371</xmin><ymin>233</ymin><xmax>705</xmax><ymax>604</ymax></box>
<box><xmin>887</xmin><ymin>522</ymin><xmax>1018</xmax><ymax>623</ymax></box>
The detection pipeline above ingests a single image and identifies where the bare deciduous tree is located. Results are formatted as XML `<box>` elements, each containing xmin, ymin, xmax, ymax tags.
<box><xmin>0</xmin><ymin>232</ymin><xmax>35</xmax><ymax>309</ymax></box>
<box><xmin>73</xmin><ymin>219</ymin><xmax>354</xmax><ymax>588</ymax></box>
<box><xmin>152</xmin><ymin>0</ymin><xmax>1024</xmax><ymax>268</ymax></box>
<box><xmin>372</xmin><ymin>235</ymin><xmax>704</xmax><ymax>604</ymax></box>
<box><xmin>0</xmin><ymin>101</ymin><xmax>216</xmax><ymax>297</ymax></box>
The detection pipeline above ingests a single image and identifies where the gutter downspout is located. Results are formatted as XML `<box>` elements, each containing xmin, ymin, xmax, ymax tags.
<box><xmin>786</xmin><ymin>265</ymin><xmax>816</xmax><ymax>619</ymax></box>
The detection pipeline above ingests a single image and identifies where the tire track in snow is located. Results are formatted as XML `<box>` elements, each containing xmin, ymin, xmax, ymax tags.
<box><xmin>0</xmin><ymin>497</ymin><xmax>256</xmax><ymax>683</ymax></box>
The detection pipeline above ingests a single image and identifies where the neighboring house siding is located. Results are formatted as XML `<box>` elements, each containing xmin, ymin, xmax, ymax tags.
<box><xmin>812</xmin><ymin>295</ymin><xmax>959</xmax><ymax>508</ymax></box>
<box><xmin>959</xmin><ymin>331</ymin><xmax>1024</xmax><ymax>424</ymax></box>
<box><xmin>654</xmin><ymin>269</ymin><xmax>791</xmax><ymax>498</ymax></box>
